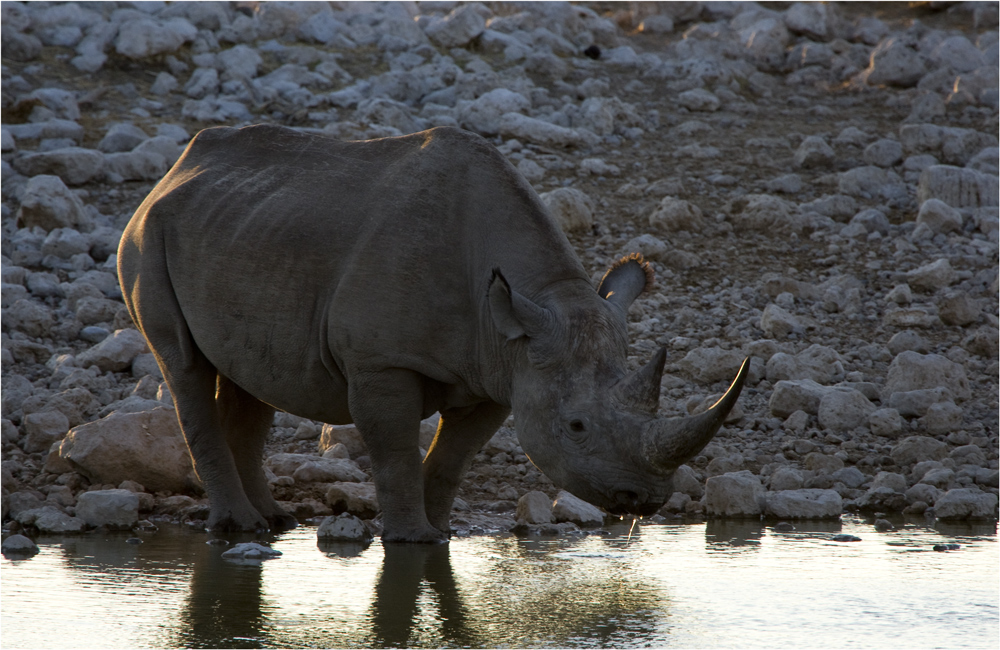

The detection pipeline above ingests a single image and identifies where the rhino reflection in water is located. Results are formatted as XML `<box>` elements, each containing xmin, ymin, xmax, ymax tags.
<box><xmin>118</xmin><ymin>124</ymin><xmax>746</xmax><ymax>542</ymax></box>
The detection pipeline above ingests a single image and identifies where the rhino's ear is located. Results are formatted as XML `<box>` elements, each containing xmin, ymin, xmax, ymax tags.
<box><xmin>597</xmin><ymin>253</ymin><xmax>654</xmax><ymax>314</ymax></box>
<box><xmin>488</xmin><ymin>269</ymin><xmax>551</xmax><ymax>341</ymax></box>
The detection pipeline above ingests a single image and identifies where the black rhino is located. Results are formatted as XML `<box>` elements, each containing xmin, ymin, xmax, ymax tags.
<box><xmin>118</xmin><ymin>125</ymin><xmax>746</xmax><ymax>542</ymax></box>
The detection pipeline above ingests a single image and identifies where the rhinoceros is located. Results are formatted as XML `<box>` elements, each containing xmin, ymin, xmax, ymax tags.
<box><xmin>118</xmin><ymin>125</ymin><xmax>746</xmax><ymax>542</ymax></box>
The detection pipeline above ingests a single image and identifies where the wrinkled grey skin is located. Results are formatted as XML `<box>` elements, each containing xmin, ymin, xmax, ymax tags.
<box><xmin>119</xmin><ymin>125</ymin><xmax>745</xmax><ymax>542</ymax></box>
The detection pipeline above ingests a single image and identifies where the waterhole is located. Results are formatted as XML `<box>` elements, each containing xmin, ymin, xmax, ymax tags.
<box><xmin>2</xmin><ymin>518</ymin><xmax>996</xmax><ymax>648</ymax></box>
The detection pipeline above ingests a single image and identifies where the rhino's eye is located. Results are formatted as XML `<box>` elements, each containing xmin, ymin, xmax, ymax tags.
<box><xmin>568</xmin><ymin>419</ymin><xmax>586</xmax><ymax>433</ymax></box>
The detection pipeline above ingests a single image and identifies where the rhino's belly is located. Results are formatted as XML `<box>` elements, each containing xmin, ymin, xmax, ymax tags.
<box><xmin>188</xmin><ymin>311</ymin><xmax>353</xmax><ymax>425</ymax></box>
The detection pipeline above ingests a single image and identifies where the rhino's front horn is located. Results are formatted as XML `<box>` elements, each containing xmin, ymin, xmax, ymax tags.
<box><xmin>642</xmin><ymin>358</ymin><xmax>750</xmax><ymax>470</ymax></box>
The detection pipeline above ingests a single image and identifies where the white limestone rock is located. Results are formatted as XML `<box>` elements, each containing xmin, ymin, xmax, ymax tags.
<box><xmin>888</xmin><ymin>387</ymin><xmax>953</xmax><ymax>417</ymax></box>
<box><xmin>4</xmin><ymin>299</ymin><xmax>54</xmax><ymax>338</ymax></box>
<box><xmin>732</xmin><ymin>194</ymin><xmax>798</xmax><ymax>233</ymax></box>
<box><xmin>863</xmin><ymin>138</ymin><xmax>903</xmax><ymax>167</ymax></box>
<box><xmin>916</xmin><ymin>198</ymin><xmax>964</xmax><ymax>234</ymax></box>
<box><xmin>325</xmin><ymin>482</ymin><xmax>379</xmax><ymax>519</ymax></box>
<box><xmin>317</xmin><ymin>513</ymin><xmax>373</xmax><ymax>543</ymax></box>
<box><xmin>769</xmin><ymin>466</ymin><xmax>805</xmax><ymax>492</ymax></box>
<box><xmin>704</xmin><ymin>470</ymin><xmax>766</xmax><ymax>517</ymax></box>
<box><xmin>884</xmin><ymin>351</ymin><xmax>971</xmax><ymax>402</ymax></box>
<box><xmin>890</xmin><ymin>436</ymin><xmax>948</xmax><ymax>467</ymax></box>
<box><xmin>456</xmin><ymin>88</ymin><xmax>530</xmax><ymax>135</ymax></box>
<box><xmin>759</xmin><ymin>303</ymin><xmax>802</xmax><ymax>338</ymax></box>
<box><xmin>679</xmin><ymin>347</ymin><xmax>745</xmax><ymax>384</ymax></box>
<box><xmin>222</xmin><ymin>542</ymin><xmax>283</xmax><ymax>560</ymax></box>
<box><xmin>765</xmin><ymin>489</ymin><xmax>842</xmax><ymax>519</ymax></box>
<box><xmin>648</xmin><ymin>196</ymin><xmax>704</xmax><ymax>232</ymax></box>
<box><xmin>76</xmin><ymin>489</ymin><xmax>139</xmax><ymax>529</ymax></box>
<box><xmin>12</xmin><ymin>148</ymin><xmax>105</xmax><ymax>186</ymax></box>
<box><xmin>75</xmin><ymin>329</ymin><xmax>148</xmax><ymax>373</ymax></box>
<box><xmin>552</xmin><ymin>490</ymin><xmax>604</xmax><ymax>526</ymax></box>
<box><xmin>906</xmin><ymin>258</ymin><xmax>957</xmax><ymax>293</ymax></box>
<box><xmin>934</xmin><ymin>489</ymin><xmax>998</xmax><ymax>520</ymax></box>
<box><xmin>319</xmin><ymin>424</ymin><xmax>366</xmax><ymax>458</ymax></box>
<box><xmin>498</xmin><ymin>112</ymin><xmax>599</xmax><ymax>148</ymax></box>
<box><xmin>539</xmin><ymin>187</ymin><xmax>593</xmax><ymax>233</ymax></box>
<box><xmin>59</xmin><ymin>407</ymin><xmax>200</xmax><ymax>493</ymax></box>
<box><xmin>765</xmin><ymin>344</ymin><xmax>844</xmax><ymax>384</ymax></box>
<box><xmin>678</xmin><ymin>88</ymin><xmax>720</xmax><ymax>112</ymax></box>
<box><xmin>516</xmin><ymin>490</ymin><xmax>553</xmax><ymax>524</ymax></box>
<box><xmin>918</xmin><ymin>165</ymin><xmax>999</xmax><ymax>208</ymax></box>
<box><xmin>16</xmin><ymin>174</ymin><xmax>90</xmax><ymax>231</ymax></box>
<box><xmin>115</xmin><ymin>17</ymin><xmax>197</xmax><ymax>59</ymax></box>
<box><xmin>424</xmin><ymin>3</ymin><xmax>489</xmax><ymax>48</ymax></box>
<box><xmin>783</xmin><ymin>2</ymin><xmax>831</xmax><ymax>41</ymax></box>
<box><xmin>1</xmin><ymin>534</ymin><xmax>39</xmax><ymax>556</ymax></box>
<box><xmin>769</xmin><ymin>379</ymin><xmax>830</xmax><ymax>417</ymax></box>
<box><xmin>97</xmin><ymin>123</ymin><xmax>149</xmax><ymax>154</ymax></box>
<box><xmin>16</xmin><ymin>506</ymin><xmax>86</xmax><ymax>534</ymax></box>
<box><xmin>817</xmin><ymin>388</ymin><xmax>876</xmax><ymax>433</ymax></box>
<box><xmin>794</xmin><ymin>135</ymin><xmax>835</xmax><ymax>168</ymax></box>
<box><xmin>22</xmin><ymin>409</ymin><xmax>70</xmax><ymax>454</ymax></box>
<box><xmin>862</xmin><ymin>37</ymin><xmax>926</xmax><ymax>87</ymax></box>
<box><xmin>918</xmin><ymin>401</ymin><xmax>964</xmax><ymax>435</ymax></box>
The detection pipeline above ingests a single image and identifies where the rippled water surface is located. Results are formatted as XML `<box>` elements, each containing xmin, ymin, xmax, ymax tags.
<box><xmin>2</xmin><ymin>518</ymin><xmax>997</xmax><ymax>648</ymax></box>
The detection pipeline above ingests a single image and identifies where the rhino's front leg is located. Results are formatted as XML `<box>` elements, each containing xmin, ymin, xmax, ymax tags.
<box><xmin>349</xmin><ymin>369</ymin><xmax>447</xmax><ymax>543</ymax></box>
<box><xmin>423</xmin><ymin>402</ymin><xmax>511</xmax><ymax>534</ymax></box>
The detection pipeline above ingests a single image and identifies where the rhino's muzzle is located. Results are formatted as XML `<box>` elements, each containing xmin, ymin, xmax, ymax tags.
<box><xmin>608</xmin><ymin>490</ymin><xmax>661</xmax><ymax>517</ymax></box>
<box><xmin>642</xmin><ymin>358</ymin><xmax>750</xmax><ymax>471</ymax></box>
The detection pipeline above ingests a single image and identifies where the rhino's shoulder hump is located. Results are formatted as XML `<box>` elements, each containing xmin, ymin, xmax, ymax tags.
<box><xmin>415</xmin><ymin>126</ymin><xmax>503</xmax><ymax>162</ymax></box>
<box><xmin>185</xmin><ymin>124</ymin><xmax>321</xmax><ymax>159</ymax></box>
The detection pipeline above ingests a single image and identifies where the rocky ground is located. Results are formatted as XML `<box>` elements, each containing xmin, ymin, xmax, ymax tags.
<box><xmin>2</xmin><ymin>1</ymin><xmax>998</xmax><ymax>543</ymax></box>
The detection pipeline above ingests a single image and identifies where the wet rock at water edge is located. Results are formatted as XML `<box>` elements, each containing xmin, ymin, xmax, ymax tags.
<box><xmin>15</xmin><ymin>506</ymin><xmax>87</xmax><ymax>534</ymax></box>
<box><xmin>831</xmin><ymin>534</ymin><xmax>861</xmax><ymax>542</ymax></box>
<box><xmin>873</xmin><ymin>519</ymin><xmax>895</xmax><ymax>532</ymax></box>
<box><xmin>221</xmin><ymin>542</ymin><xmax>283</xmax><ymax>562</ymax></box>
<box><xmin>704</xmin><ymin>471</ymin><xmax>766</xmax><ymax>518</ymax></box>
<box><xmin>76</xmin><ymin>489</ymin><xmax>140</xmax><ymax>529</ymax></box>
<box><xmin>552</xmin><ymin>491</ymin><xmax>604</xmax><ymax>527</ymax></box>
<box><xmin>933</xmin><ymin>543</ymin><xmax>960</xmax><ymax>552</ymax></box>
<box><xmin>516</xmin><ymin>490</ymin><xmax>554</xmax><ymax>524</ymax></box>
<box><xmin>2</xmin><ymin>534</ymin><xmax>39</xmax><ymax>557</ymax></box>
<box><xmin>317</xmin><ymin>513</ymin><xmax>373</xmax><ymax>544</ymax></box>
<box><xmin>933</xmin><ymin>489</ymin><xmax>999</xmax><ymax>521</ymax></box>
<box><xmin>765</xmin><ymin>489</ymin><xmax>843</xmax><ymax>520</ymax></box>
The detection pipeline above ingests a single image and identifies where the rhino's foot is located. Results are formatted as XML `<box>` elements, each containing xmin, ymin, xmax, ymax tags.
<box><xmin>207</xmin><ymin>508</ymin><xmax>270</xmax><ymax>534</ymax></box>
<box><xmin>266</xmin><ymin>511</ymin><xmax>299</xmax><ymax>532</ymax></box>
<box><xmin>382</xmin><ymin>524</ymin><xmax>449</xmax><ymax>544</ymax></box>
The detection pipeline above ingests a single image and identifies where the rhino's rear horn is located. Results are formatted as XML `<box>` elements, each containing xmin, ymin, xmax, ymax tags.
<box><xmin>614</xmin><ymin>347</ymin><xmax>666</xmax><ymax>414</ymax></box>
<box><xmin>642</xmin><ymin>358</ymin><xmax>749</xmax><ymax>470</ymax></box>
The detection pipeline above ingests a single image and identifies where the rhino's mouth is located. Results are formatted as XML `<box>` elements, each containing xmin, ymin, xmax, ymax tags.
<box><xmin>606</xmin><ymin>502</ymin><xmax>663</xmax><ymax>517</ymax></box>
<box><xmin>603</xmin><ymin>490</ymin><xmax>664</xmax><ymax>517</ymax></box>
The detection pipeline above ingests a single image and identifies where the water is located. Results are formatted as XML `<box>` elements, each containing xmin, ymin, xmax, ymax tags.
<box><xmin>2</xmin><ymin>518</ymin><xmax>997</xmax><ymax>649</ymax></box>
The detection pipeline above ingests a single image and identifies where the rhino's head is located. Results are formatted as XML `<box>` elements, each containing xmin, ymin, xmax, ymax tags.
<box><xmin>489</xmin><ymin>255</ymin><xmax>747</xmax><ymax>516</ymax></box>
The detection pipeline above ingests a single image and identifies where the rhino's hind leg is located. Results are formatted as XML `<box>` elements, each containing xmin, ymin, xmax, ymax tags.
<box><xmin>422</xmin><ymin>402</ymin><xmax>511</xmax><ymax>534</ymax></box>
<box><xmin>349</xmin><ymin>369</ymin><xmax>447</xmax><ymax>543</ymax></box>
<box><xmin>217</xmin><ymin>376</ymin><xmax>298</xmax><ymax>531</ymax></box>
<box><xmin>161</xmin><ymin>355</ymin><xmax>270</xmax><ymax>532</ymax></box>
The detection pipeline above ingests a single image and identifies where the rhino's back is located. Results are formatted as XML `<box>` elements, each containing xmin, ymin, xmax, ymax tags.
<box><xmin>123</xmin><ymin>125</ymin><xmax>584</xmax><ymax>418</ymax></box>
